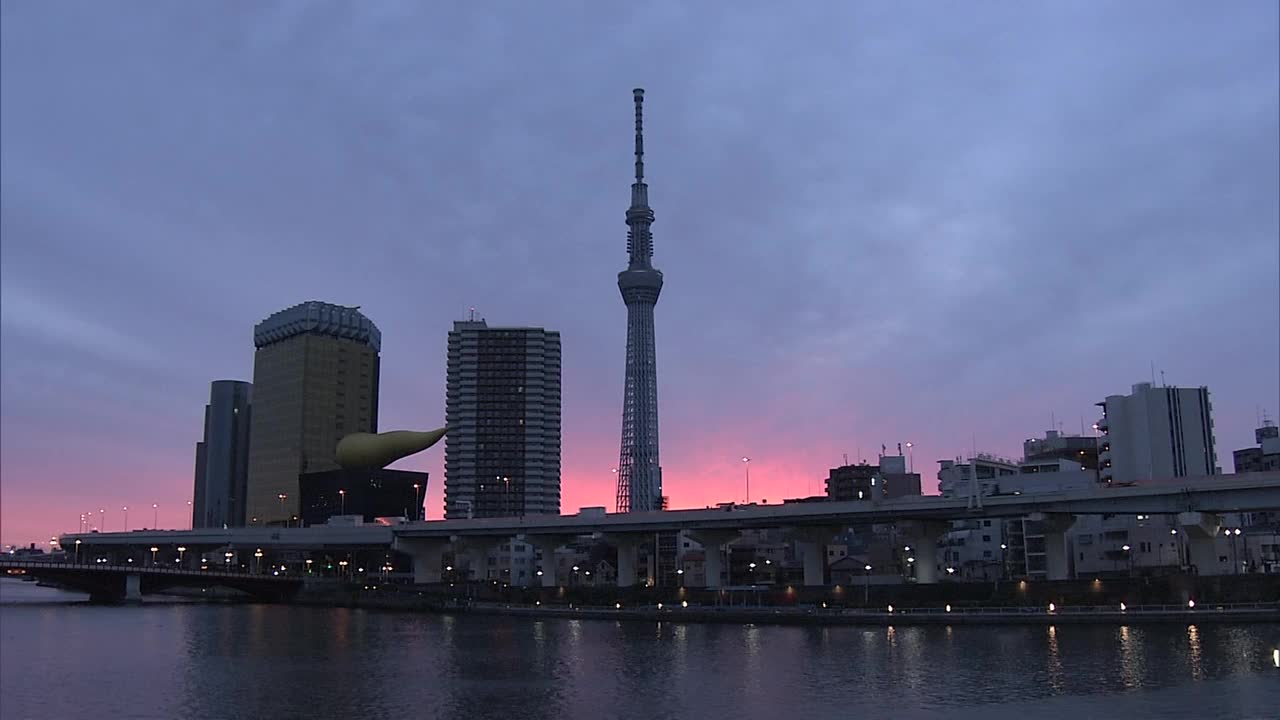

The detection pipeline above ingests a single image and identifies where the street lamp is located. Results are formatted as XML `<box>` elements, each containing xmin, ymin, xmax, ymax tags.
<box><xmin>122</xmin><ymin>506</ymin><xmax>129</xmax><ymax>531</ymax></box>
<box><xmin>905</xmin><ymin>442</ymin><xmax>914</xmax><ymax>473</ymax></box>
<box><xmin>741</xmin><ymin>457</ymin><xmax>751</xmax><ymax>504</ymax></box>
<box><xmin>152</xmin><ymin>503</ymin><xmax>158</xmax><ymax>529</ymax></box>
<box><xmin>864</xmin><ymin>564</ymin><xmax>873</xmax><ymax>604</ymax></box>
<box><xmin>277</xmin><ymin>494</ymin><xmax>288</xmax><ymax>526</ymax></box>
<box><xmin>338</xmin><ymin>489</ymin><xmax>346</xmax><ymax>516</ymax></box>
<box><xmin>305</xmin><ymin>559</ymin><xmax>314</xmax><ymax>573</ymax></box>
<box><xmin>224</xmin><ymin>551</ymin><xmax>233</xmax><ymax>569</ymax></box>
<box><xmin>412</xmin><ymin>483</ymin><xmax>422</xmax><ymax>521</ymax></box>
<box><xmin>177</xmin><ymin>546</ymin><xmax>187</xmax><ymax>565</ymax></box>
<box><xmin>74</xmin><ymin>539</ymin><xmax>81</xmax><ymax>564</ymax></box>
<box><xmin>187</xmin><ymin>500</ymin><xmax>193</xmax><ymax>529</ymax></box>
<box><xmin>99</xmin><ymin>508</ymin><xmax>106</xmax><ymax>533</ymax></box>
<box><xmin>254</xmin><ymin>549</ymin><xmax>264</xmax><ymax>573</ymax></box>
<box><xmin>150</xmin><ymin>546</ymin><xmax>159</xmax><ymax>565</ymax></box>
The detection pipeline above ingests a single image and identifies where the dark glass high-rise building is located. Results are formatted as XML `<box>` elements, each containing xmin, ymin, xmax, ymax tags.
<box><xmin>192</xmin><ymin>380</ymin><xmax>252</xmax><ymax>528</ymax></box>
<box><xmin>245</xmin><ymin>301</ymin><xmax>381</xmax><ymax>525</ymax></box>
<box><xmin>444</xmin><ymin>318</ymin><xmax>561</xmax><ymax>519</ymax></box>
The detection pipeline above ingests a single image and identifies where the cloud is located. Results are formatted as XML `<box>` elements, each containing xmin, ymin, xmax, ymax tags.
<box><xmin>1</xmin><ymin>1</ymin><xmax>1276</xmax><ymax>546</ymax></box>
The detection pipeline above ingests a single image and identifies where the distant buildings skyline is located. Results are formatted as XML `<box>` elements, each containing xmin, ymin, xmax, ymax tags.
<box><xmin>244</xmin><ymin>301</ymin><xmax>382</xmax><ymax>525</ymax></box>
<box><xmin>444</xmin><ymin>317</ymin><xmax>562</xmax><ymax>519</ymax></box>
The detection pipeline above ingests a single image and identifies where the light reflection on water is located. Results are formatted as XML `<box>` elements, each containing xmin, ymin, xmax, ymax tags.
<box><xmin>1</xmin><ymin>580</ymin><xmax>1278</xmax><ymax>720</ymax></box>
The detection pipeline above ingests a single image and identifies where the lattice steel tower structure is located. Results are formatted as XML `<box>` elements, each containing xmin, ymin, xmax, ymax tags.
<box><xmin>615</xmin><ymin>88</ymin><xmax>664</xmax><ymax>513</ymax></box>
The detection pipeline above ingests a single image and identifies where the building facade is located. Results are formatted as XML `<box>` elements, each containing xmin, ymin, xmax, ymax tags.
<box><xmin>245</xmin><ymin>302</ymin><xmax>381</xmax><ymax>525</ymax></box>
<box><xmin>444</xmin><ymin>318</ymin><xmax>562</xmax><ymax>519</ymax></box>
<box><xmin>615</xmin><ymin>88</ymin><xmax>665</xmax><ymax>513</ymax></box>
<box><xmin>825</xmin><ymin>455</ymin><xmax>922</xmax><ymax>501</ymax></box>
<box><xmin>298</xmin><ymin>468</ymin><xmax>427</xmax><ymax>526</ymax></box>
<box><xmin>1233</xmin><ymin>421</ymin><xmax>1280</xmax><ymax>473</ymax></box>
<box><xmin>1096</xmin><ymin>382</ymin><xmax>1218</xmax><ymax>484</ymax></box>
<box><xmin>1024</xmin><ymin>429</ymin><xmax>1099</xmax><ymax>475</ymax></box>
<box><xmin>192</xmin><ymin>380</ymin><xmax>252</xmax><ymax>528</ymax></box>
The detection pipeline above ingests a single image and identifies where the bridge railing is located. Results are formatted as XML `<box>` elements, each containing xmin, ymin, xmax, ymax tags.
<box><xmin>0</xmin><ymin>559</ymin><xmax>298</xmax><ymax>581</ymax></box>
<box><xmin>471</xmin><ymin>600</ymin><xmax>1279</xmax><ymax>616</ymax></box>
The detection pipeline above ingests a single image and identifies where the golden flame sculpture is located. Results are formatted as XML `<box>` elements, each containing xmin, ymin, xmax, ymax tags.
<box><xmin>335</xmin><ymin>428</ymin><xmax>448</xmax><ymax>470</ymax></box>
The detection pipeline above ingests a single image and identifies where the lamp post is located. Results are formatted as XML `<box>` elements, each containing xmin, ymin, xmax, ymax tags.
<box><xmin>224</xmin><ymin>551</ymin><xmax>233</xmax><ymax>570</ymax></box>
<box><xmin>187</xmin><ymin>500</ymin><xmax>193</xmax><ymax>529</ymax></box>
<box><xmin>254</xmin><ymin>549</ymin><xmax>264</xmax><ymax>574</ymax></box>
<box><xmin>122</xmin><ymin>506</ymin><xmax>129</xmax><ymax>531</ymax></box>
<box><xmin>150</xmin><ymin>546</ymin><xmax>159</xmax><ymax>565</ymax></box>
<box><xmin>1121</xmin><ymin>544</ymin><xmax>1132</xmax><ymax>577</ymax></box>
<box><xmin>99</xmin><ymin>508</ymin><xmax>106</xmax><ymax>533</ymax></box>
<box><xmin>277</xmin><ymin>494</ymin><xmax>288</xmax><ymax>526</ymax></box>
<box><xmin>741</xmin><ymin>457</ymin><xmax>751</xmax><ymax>504</ymax></box>
<box><xmin>152</xmin><ymin>503</ymin><xmax>158</xmax><ymax>529</ymax></box>
<box><xmin>412</xmin><ymin>483</ymin><xmax>422</xmax><ymax>521</ymax></box>
<box><xmin>905</xmin><ymin>442</ymin><xmax>914</xmax><ymax>474</ymax></box>
<box><xmin>338</xmin><ymin>489</ymin><xmax>346</xmax><ymax>516</ymax></box>
<box><xmin>864</xmin><ymin>564</ymin><xmax>872</xmax><ymax>605</ymax></box>
<box><xmin>74</xmin><ymin>539</ymin><xmax>82</xmax><ymax>564</ymax></box>
<box><xmin>177</xmin><ymin>546</ymin><xmax>187</xmax><ymax>566</ymax></box>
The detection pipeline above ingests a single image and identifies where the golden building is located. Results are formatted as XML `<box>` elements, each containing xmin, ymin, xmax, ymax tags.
<box><xmin>245</xmin><ymin>301</ymin><xmax>380</xmax><ymax>525</ymax></box>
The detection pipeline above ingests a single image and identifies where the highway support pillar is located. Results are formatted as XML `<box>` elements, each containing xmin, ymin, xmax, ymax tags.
<box><xmin>689</xmin><ymin>530</ymin><xmax>739</xmax><ymax>588</ymax></box>
<box><xmin>124</xmin><ymin>573</ymin><xmax>142</xmax><ymax>602</ymax></box>
<box><xmin>603</xmin><ymin>534</ymin><xmax>643</xmax><ymax>588</ymax></box>
<box><xmin>900</xmin><ymin>520</ymin><xmax>951</xmax><ymax>585</ymax></box>
<box><xmin>526</xmin><ymin>535</ymin><xmax>574</xmax><ymax>588</ymax></box>
<box><xmin>392</xmin><ymin>537</ymin><xmax>448</xmax><ymax>584</ymax></box>
<box><xmin>786</xmin><ymin>527</ymin><xmax>840</xmax><ymax>587</ymax></box>
<box><xmin>1178</xmin><ymin>512</ymin><xmax>1223</xmax><ymax>574</ymax></box>
<box><xmin>1028</xmin><ymin>512</ymin><xmax>1076</xmax><ymax>581</ymax></box>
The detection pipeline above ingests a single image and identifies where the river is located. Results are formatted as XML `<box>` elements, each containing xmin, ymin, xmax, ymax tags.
<box><xmin>2</xmin><ymin>579</ymin><xmax>1277</xmax><ymax>719</ymax></box>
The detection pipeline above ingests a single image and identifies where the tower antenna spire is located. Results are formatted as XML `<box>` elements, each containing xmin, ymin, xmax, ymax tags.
<box><xmin>633</xmin><ymin>88</ymin><xmax>645</xmax><ymax>183</ymax></box>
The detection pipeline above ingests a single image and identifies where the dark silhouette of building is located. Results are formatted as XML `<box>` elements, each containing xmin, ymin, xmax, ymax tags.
<box><xmin>299</xmin><ymin>468</ymin><xmax>427</xmax><ymax>526</ymax></box>
<box><xmin>1234</xmin><ymin>420</ymin><xmax>1280</xmax><ymax>473</ymax></box>
<box><xmin>245</xmin><ymin>301</ymin><xmax>381</xmax><ymax>525</ymax></box>
<box><xmin>825</xmin><ymin>455</ymin><xmax>922</xmax><ymax>501</ymax></box>
<box><xmin>192</xmin><ymin>380</ymin><xmax>252</xmax><ymax>528</ymax></box>
<box><xmin>1024</xmin><ymin>430</ymin><xmax>1099</xmax><ymax>473</ymax></box>
<box><xmin>615</xmin><ymin>88</ymin><xmax>665</xmax><ymax>513</ymax></box>
<box><xmin>444</xmin><ymin>316</ymin><xmax>562</xmax><ymax>519</ymax></box>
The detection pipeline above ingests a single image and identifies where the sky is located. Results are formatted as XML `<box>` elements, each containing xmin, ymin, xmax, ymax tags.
<box><xmin>1</xmin><ymin>2</ymin><xmax>1277</xmax><ymax>548</ymax></box>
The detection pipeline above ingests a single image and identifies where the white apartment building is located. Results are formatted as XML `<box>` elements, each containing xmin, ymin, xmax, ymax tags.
<box><xmin>1097</xmin><ymin>382</ymin><xmax>1218</xmax><ymax>484</ymax></box>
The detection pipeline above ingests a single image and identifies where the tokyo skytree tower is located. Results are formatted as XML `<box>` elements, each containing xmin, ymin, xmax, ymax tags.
<box><xmin>614</xmin><ymin>88</ymin><xmax>664</xmax><ymax>513</ymax></box>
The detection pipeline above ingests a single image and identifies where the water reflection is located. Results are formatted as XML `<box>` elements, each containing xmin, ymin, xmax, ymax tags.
<box><xmin>1117</xmin><ymin>625</ymin><xmax>1143</xmax><ymax>689</ymax></box>
<box><xmin>2</xmin><ymin>581</ymin><xmax>1279</xmax><ymax>720</ymax></box>
<box><xmin>1186</xmin><ymin>625</ymin><xmax>1203</xmax><ymax>681</ymax></box>
<box><xmin>1046</xmin><ymin>626</ymin><xmax>1063</xmax><ymax>693</ymax></box>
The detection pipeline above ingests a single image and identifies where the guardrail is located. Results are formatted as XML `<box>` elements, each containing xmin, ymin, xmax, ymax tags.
<box><xmin>0</xmin><ymin>560</ymin><xmax>298</xmax><ymax>581</ymax></box>
<box><xmin>471</xmin><ymin>600</ymin><xmax>1279</xmax><ymax>616</ymax></box>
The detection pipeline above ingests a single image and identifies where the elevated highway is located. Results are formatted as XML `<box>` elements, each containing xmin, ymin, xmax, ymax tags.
<box><xmin>58</xmin><ymin>472</ymin><xmax>1280</xmax><ymax>589</ymax></box>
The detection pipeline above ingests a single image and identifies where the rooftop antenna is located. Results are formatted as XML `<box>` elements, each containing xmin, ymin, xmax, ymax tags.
<box><xmin>1160</xmin><ymin>369</ymin><xmax>1166</xmax><ymax>387</ymax></box>
<box><xmin>843</xmin><ymin>453</ymin><xmax>849</xmax><ymax>466</ymax></box>
<box><xmin>468</xmin><ymin>306</ymin><xmax>477</xmax><ymax>322</ymax></box>
<box><xmin>1051</xmin><ymin>411</ymin><xmax>1056</xmax><ymax>433</ymax></box>
<box><xmin>1150</xmin><ymin>361</ymin><xmax>1156</xmax><ymax>386</ymax></box>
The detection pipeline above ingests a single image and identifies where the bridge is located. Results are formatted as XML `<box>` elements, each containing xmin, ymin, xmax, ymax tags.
<box><xmin>0</xmin><ymin>559</ymin><xmax>302</xmax><ymax>603</ymax></box>
<box><xmin>58</xmin><ymin>472</ymin><xmax>1280</xmax><ymax>590</ymax></box>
